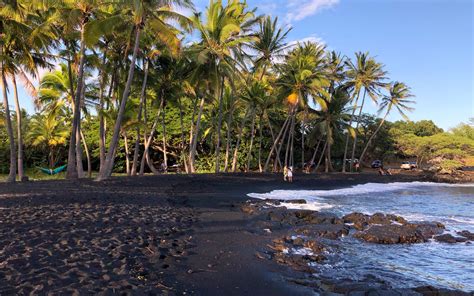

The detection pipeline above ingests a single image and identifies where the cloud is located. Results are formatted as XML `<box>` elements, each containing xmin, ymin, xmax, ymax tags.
<box><xmin>287</xmin><ymin>36</ymin><xmax>326</xmax><ymax>48</ymax></box>
<box><xmin>286</xmin><ymin>0</ymin><xmax>339</xmax><ymax>22</ymax></box>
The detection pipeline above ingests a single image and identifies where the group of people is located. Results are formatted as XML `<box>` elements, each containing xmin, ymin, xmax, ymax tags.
<box><xmin>283</xmin><ymin>166</ymin><xmax>293</xmax><ymax>182</ymax></box>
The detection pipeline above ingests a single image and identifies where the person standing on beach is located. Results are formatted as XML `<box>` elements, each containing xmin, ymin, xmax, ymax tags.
<box><xmin>287</xmin><ymin>166</ymin><xmax>293</xmax><ymax>183</ymax></box>
<box><xmin>283</xmin><ymin>166</ymin><xmax>288</xmax><ymax>181</ymax></box>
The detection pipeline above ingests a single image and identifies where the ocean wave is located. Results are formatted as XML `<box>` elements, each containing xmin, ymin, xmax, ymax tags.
<box><xmin>247</xmin><ymin>182</ymin><xmax>474</xmax><ymax>201</ymax></box>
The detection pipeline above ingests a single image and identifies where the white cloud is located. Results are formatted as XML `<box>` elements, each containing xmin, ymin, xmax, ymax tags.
<box><xmin>287</xmin><ymin>36</ymin><xmax>326</xmax><ymax>48</ymax></box>
<box><xmin>286</xmin><ymin>0</ymin><xmax>339</xmax><ymax>22</ymax></box>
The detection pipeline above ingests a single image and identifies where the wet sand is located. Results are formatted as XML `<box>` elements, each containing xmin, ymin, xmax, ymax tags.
<box><xmin>0</xmin><ymin>172</ymin><xmax>449</xmax><ymax>295</ymax></box>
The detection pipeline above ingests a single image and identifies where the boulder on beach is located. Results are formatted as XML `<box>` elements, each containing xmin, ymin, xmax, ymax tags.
<box><xmin>354</xmin><ymin>224</ymin><xmax>426</xmax><ymax>244</ymax></box>
<box><xmin>434</xmin><ymin>234</ymin><xmax>468</xmax><ymax>244</ymax></box>
<box><xmin>267</xmin><ymin>209</ymin><xmax>343</xmax><ymax>226</ymax></box>
<box><xmin>343</xmin><ymin>212</ymin><xmax>408</xmax><ymax>231</ymax></box>
<box><xmin>457</xmin><ymin>230</ymin><xmax>474</xmax><ymax>240</ymax></box>
<box><xmin>295</xmin><ymin>224</ymin><xmax>350</xmax><ymax>240</ymax></box>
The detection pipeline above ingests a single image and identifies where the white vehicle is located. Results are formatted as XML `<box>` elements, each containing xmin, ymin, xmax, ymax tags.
<box><xmin>401</xmin><ymin>161</ymin><xmax>417</xmax><ymax>170</ymax></box>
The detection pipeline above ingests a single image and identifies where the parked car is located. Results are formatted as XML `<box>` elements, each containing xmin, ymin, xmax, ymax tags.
<box><xmin>401</xmin><ymin>161</ymin><xmax>417</xmax><ymax>170</ymax></box>
<box><xmin>371</xmin><ymin>160</ymin><xmax>383</xmax><ymax>168</ymax></box>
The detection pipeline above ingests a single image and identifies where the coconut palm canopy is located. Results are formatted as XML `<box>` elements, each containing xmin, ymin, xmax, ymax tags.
<box><xmin>1</xmin><ymin>0</ymin><xmax>440</xmax><ymax>183</ymax></box>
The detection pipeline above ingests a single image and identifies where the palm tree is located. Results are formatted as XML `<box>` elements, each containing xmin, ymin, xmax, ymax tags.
<box><xmin>38</xmin><ymin>64</ymin><xmax>95</xmax><ymax>176</ymax></box>
<box><xmin>250</xmin><ymin>16</ymin><xmax>290</xmax><ymax>80</ymax></box>
<box><xmin>359</xmin><ymin>81</ymin><xmax>414</xmax><ymax>163</ymax></box>
<box><xmin>191</xmin><ymin>0</ymin><xmax>258</xmax><ymax>173</ymax></box>
<box><xmin>28</xmin><ymin>106</ymin><xmax>69</xmax><ymax>169</ymax></box>
<box><xmin>97</xmin><ymin>0</ymin><xmax>193</xmax><ymax>180</ymax></box>
<box><xmin>314</xmin><ymin>85</ymin><xmax>353</xmax><ymax>172</ymax></box>
<box><xmin>0</xmin><ymin>1</ymin><xmax>39</xmax><ymax>182</ymax></box>
<box><xmin>341</xmin><ymin>52</ymin><xmax>387</xmax><ymax>172</ymax></box>
<box><xmin>264</xmin><ymin>42</ymin><xmax>330</xmax><ymax>171</ymax></box>
<box><xmin>239</xmin><ymin>79</ymin><xmax>269</xmax><ymax>171</ymax></box>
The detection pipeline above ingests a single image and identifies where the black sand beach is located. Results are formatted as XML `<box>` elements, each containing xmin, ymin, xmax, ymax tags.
<box><xmin>0</xmin><ymin>172</ymin><xmax>472</xmax><ymax>295</ymax></box>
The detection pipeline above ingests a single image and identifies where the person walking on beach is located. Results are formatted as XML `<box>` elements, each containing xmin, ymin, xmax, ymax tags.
<box><xmin>283</xmin><ymin>165</ymin><xmax>288</xmax><ymax>181</ymax></box>
<box><xmin>287</xmin><ymin>166</ymin><xmax>293</xmax><ymax>183</ymax></box>
<box><xmin>354</xmin><ymin>161</ymin><xmax>360</xmax><ymax>173</ymax></box>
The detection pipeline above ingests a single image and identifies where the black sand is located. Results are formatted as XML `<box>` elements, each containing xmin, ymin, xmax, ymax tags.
<box><xmin>0</xmin><ymin>172</ymin><xmax>439</xmax><ymax>295</ymax></box>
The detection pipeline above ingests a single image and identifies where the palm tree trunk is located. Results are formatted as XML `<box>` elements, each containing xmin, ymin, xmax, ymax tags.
<box><xmin>275</xmin><ymin>118</ymin><xmax>291</xmax><ymax>172</ymax></box>
<box><xmin>314</xmin><ymin>141</ymin><xmax>327</xmax><ymax>173</ymax></box>
<box><xmin>325</xmin><ymin>125</ymin><xmax>334</xmax><ymax>172</ymax></box>
<box><xmin>98</xmin><ymin>52</ymin><xmax>110</xmax><ymax>173</ymax></box>
<box><xmin>284</xmin><ymin>111</ymin><xmax>295</xmax><ymax>167</ymax></box>
<box><xmin>76</xmin><ymin>127</ymin><xmax>85</xmax><ymax>178</ymax></box>
<box><xmin>97</xmin><ymin>26</ymin><xmax>141</xmax><ymax>181</ymax></box>
<box><xmin>350</xmin><ymin>89</ymin><xmax>367</xmax><ymax>172</ymax></box>
<box><xmin>359</xmin><ymin>113</ymin><xmax>388</xmax><ymax>164</ymax></box>
<box><xmin>266</xmin><ymin>113</ymin><xmax>282</xmax><ymax>169</ymax></box>
<box><xmin>309</xmin><ymin>139</ymin><xmax>322</xmax><ymax>165</ymax></box>
<box><xmin>289</xmin><ymin>111</ymin><xmax>296</xmax><ymax>168</ymax></box>
<box><xmin>301</xmin><ymin>109</ymin><xmax>307</xmax><ymax>170</ymax></box>
<box><xmin>12</xmin><ymin>77</ymin><xmax>24</xmax><ymax>181</ymax></box>
<box><xmin>66</xmin><ymin>24</ymin><xmax>86</xmax><ymax>179</ymax></box>
<box><xmin>231</xmin><ymin>112</ymin><xmax>249</xmax><ymax>172</ymax></box>
<box><xmin>177</xmin><ymin>97</ymin><xmax>188</xmax><ymax>173</ymax></box>
<box><xmin>77</xmin><ymin>84</ymin><xmax>87</xmax><ymax>178</ymax></box>
<box><xmin>161</xmin><ymin>102</ymin><xmax>168</xmax><ymax>171</ymax></box>
<box><xmin>131</xmin><ymin>58</ymin><xmax>149</xmax><ymax>176</ymax></box>
<box><xmin>140</xmin><ymin>95</ymin><xmax>164</xmax><ymax>174</ymax></box>
<box><xmin>79</xmin><ymin>129</ymin><xmax>91</xmax><ymax>178</ymax></box>
<box><xmin>124</xmin><ymin>133</ymin><xmax>130</xmax><ymax>175</ymax></box>
<box><xmin>264</xmin><ymin>116</ymin><xmax>290</xmax><ymax>172</ymax></box>
<box><xmin>224</xmin><ymin>101</ymin><xmax>234</xmax><ymax>172</ymax></box>
<box><xmin>214</xmin><ymin>75</ymin><xmax>225</xmax><ymax>173</ymax></box>
<box><xmin>189</xmin><ymin>96</ymin><xmax>205</xmax><ymax>173</ymax></box>
<box><xmin>246</xmin><ymin>110</ymin><xmax>256</xmax><ymax>172</ymax></box>
<box><xmin>1</xmin><ymin>69</ymin><xmax>16</xmax><ymax>182</ymax></box>
<box><xmin>257</xmin><ymin>114</ymin><xmax>264</xmax><ymax>172</ymax></box>
<box><xmin>342</xmin><ymin>89</ymin><xmax>361</xmax><ymax>172</ymax></box>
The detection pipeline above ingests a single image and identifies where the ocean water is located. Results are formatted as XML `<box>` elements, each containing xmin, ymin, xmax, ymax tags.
<box><xmin>248</xmin><ymin>182</ymin><xmax>474</xmax><ymax>291</ymax></box>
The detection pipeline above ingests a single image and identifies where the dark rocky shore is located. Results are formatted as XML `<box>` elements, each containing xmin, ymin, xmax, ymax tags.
<box><xmin>0</xmin><ymin>172</ymin><xmax>472</xmax><ymax>295</ymax></box>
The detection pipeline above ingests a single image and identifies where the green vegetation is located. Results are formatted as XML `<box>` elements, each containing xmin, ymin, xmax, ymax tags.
<box><xmin>1</xmin><ymin>0</ymin><xmax>473</xmax><ymax>182</ymax></box>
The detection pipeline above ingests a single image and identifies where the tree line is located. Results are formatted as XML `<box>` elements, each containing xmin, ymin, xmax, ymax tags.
<box><xmin>4</xmin><ymin>0</ymin><xmax>469</xmax><ymax>183</ymax></box>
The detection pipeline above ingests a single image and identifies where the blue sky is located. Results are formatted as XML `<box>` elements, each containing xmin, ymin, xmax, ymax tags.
<box><xmin>15</xmin><ymin>0</ymin><xmax>473</xmax><ymax>130</ymax></box>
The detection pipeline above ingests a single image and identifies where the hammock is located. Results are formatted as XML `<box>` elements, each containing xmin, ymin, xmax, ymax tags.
<box><xmin>37</xmin><ymin>164</ymin><xmax>67</xmax><ymax>175</ymax></box>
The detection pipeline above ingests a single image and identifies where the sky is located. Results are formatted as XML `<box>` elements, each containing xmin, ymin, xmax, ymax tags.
<box><xmin>14</xmin><ymin>0</ymin><xmax>474</xmax><ymax>130</ymax></box>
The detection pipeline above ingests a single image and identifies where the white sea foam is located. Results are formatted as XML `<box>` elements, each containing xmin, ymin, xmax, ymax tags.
<box><xmin>278</xmin><ymin>201</ymin><xmax>334</xmax><ymax>211</ymax></box>
<box><xmin>248</xmin><ymin>182</ymin><xmax>474</xmax><ymax>201</ymax></box>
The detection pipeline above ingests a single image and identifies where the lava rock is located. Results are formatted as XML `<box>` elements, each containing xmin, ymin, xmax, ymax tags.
<box><xmin>354</xmin><ymin>224</ymin><xmax>426</xmax><ymax>244</ymax></box>
<box><xmin>457</xmin><ymin>230</ymin><xmax>474</xmax><ymax>240</ymax></box>
<box><xmin>434</xmin><ymin>234</ymin><xmax>468</xmax><ymax>244</ymax></box>
<box><xmin>295</xmin><ymin>224</ymin><xmax>350</xmax><ymax>240</ymax></box>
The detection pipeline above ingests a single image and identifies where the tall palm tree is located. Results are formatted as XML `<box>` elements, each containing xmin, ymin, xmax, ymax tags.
<box><xmin>239</xmin><ymin>79</ymin><xmax>269</xmax><ymax>171</ymax></box>
<box><xmin>97</xmin><ymin>0</ymin><xmax>193</xmax><ymax>180</ymax></box>
<box><xmin>191</xmin><ymin>0</ymin><xmax>258</xmax><ymax>173</ymax></box>
<box><xmin>314</xmin><ymin>85</ymin><xmax>353</xmax><ymax>172</ymax></box>
<box><xmin>264</xmin><ymin>42</ymin><xmax>329</xmax><ymax>171</ymax></box>
<box><xmin>0</xmin><ymin>0</ymin><xmax>43</xmax><ymax>182</ymax></box>
<box><xmin>359</xmin><ymin>81</ymin><xmax>414</xmax><ymax>163</ymax></box>
<box><xmin>341</xmin><ymin>52</ymin><xmax>387</xmax><ymax>172</ymax></box>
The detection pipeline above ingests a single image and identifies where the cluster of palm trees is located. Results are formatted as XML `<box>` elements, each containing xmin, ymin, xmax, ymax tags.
<box><xmin>0</xmin><ymin>0</ymin><xmax>415</xmax><ymax>183</ymax></box>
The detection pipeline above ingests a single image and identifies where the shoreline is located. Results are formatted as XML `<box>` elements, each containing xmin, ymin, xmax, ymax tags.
<box><xmin>0</xmin><ymin>173</ymin><xmax>472</xmax><ymax>294</ymax></box>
